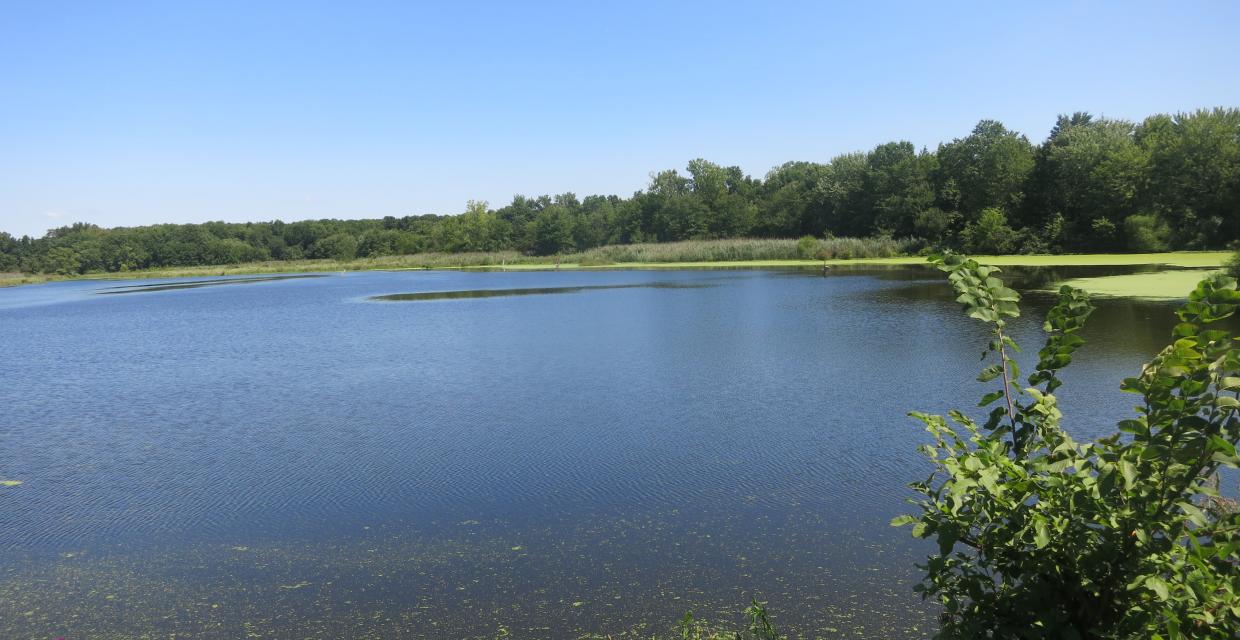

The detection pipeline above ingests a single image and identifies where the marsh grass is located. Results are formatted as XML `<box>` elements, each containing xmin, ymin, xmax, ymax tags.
<box><xmin>0</xmin><ymin>241</ymin><xmax>1231</xmax><ymax>290</ymax></box>
<box><xmin>574</xmin><ymin>237</ymin><xmax>916</xmax><ymax>264</ymax></box>
<box><xmin>1</xmin><ymin>238</ymin><xmax>903</xmax><ymax>286</ymax></box>
<box><xmin>0</xmin><ymin>272</ymin><xmax>55</xmax><ymax>287</ymax></box>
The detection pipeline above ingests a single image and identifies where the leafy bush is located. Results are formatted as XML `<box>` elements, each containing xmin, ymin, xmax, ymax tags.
<box><xmin>1091</xmin><ymin>217</ymin><xmax>1120</xmax><ymax>249</ymax></box>
<box><xmin>894</xmin><ymin>254</ymin><xmax>1240</xmax><ymax>638</ymax></box>
<box><xmin>796</xmin><ymin>235</ymin><xmax>820</xmax><ymax>259</ymax></box>
<box><xmin>914</xmin><ymin>208</ymin><xmax>960</xmax><ymax>245</ymax></box>
<box><xmin>1125</xmin><ymin>214</ymin><xmax>1172</xmax><ymax>252</ymax></box>
<box><xmin>961</xmin><ymin>208</ymin><xmax>1019</xmax><ymax>254</ymax></box>
<box><xmin>1225</xmin><ymin>247</ymin><xmax>1240</xmax><ymax>281</ymax></box>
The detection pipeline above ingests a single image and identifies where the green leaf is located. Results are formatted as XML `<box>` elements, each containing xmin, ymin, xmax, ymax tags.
<box><xmin>996</xmin><ymin>300</ymin><xmax>1020</xmax><ymax>318</ymax></box>
<box><xmin>1034</xmin><ymin>520</ymin><xmax>1050</xmax><ymax>549</ymax></box>
<box><xmin>1212</xmin><ymin>451</ymin><xmax>1240</xmax><ymax>468</ymax></box>
<box><xmin>889</xmin><ymin>515</ymin><xmax>917</xmax><ymax>527</ymax></box>
<box><xmin>978</xmin><ymin>390</ymin><xmax>1005</xmax><ymax>407</ymax></box>
<box><xmin>977</xmin><ymin>364</ymin><xmax>1004</xmax><ymax>382</ymax></box>
<box><xmin>1119</xmin><ymin>459</ymin><xmax>1138</xmax><ymax>490</ymax></box>
<box><xmin>992</xmin><ymin>287</ymin><xmax>1020</xmax><ymax>302</ymax></box>
<box><xmin>1145</xmin><ymin>576</ymin><xmax>1170</xmax><ymax>601</ymax></box>
<box><xmin>1178</xmin><ymin>502</ymin><xmax>1208</xmax><ymax>527</ymax></box>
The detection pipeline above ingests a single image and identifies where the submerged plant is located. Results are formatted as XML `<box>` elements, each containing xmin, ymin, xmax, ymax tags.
<box><xmin>668</xmin><ymin>600</ymin><xmax>782</xmax><ymax>640</ymax></box>
<box><xmin>894</xmin><ymin>254</ymin><xmax>1240</xmax><ymax>638</ymax></box>
<box><xmin>742</xmin><ymin>599</ymin><xmax>779</xmax><ymax>640</ymax></box>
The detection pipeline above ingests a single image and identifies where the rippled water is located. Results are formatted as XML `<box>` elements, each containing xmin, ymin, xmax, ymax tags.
<box><xmin>0</xmin><ymin>266</ymin><xmax>1219</xmax><ymax>638</ymax></box>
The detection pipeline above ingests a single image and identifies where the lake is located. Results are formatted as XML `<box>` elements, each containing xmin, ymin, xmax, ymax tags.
<box><xmin>0</xmin><ymin>265</ymin><xmax>1214</xmax><ymax>638</ymax></box>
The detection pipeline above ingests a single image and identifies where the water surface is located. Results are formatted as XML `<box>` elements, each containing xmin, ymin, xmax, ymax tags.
<box><xmin>0</xmin><ymin>267</ymin><xmax>1223</xmax><ymax>638</ymax></box>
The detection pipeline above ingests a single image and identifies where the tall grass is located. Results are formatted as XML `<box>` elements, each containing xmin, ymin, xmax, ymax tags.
<box><xmin>571</xmin><ymin>236</ymin><xmax>917</xmax><ymax>264</ymax></box>
<box><xmin>0</xmin><ymin>272</ymin><xmax>52</xmax><ymax>287</ymax></box>
<box><xmin>576</xmin><ymin>238</ymin><xmax>806</xmax><ymax>263</ymax></box>
<box><xmin>812</xmin><ymin>236</ymin><xmax>917</xmax><ymax>260</ymax></box>
<box><xmin>1</xmin><ymin>237</ymin><xmax>922</xmax><ymax>287</ymax></box>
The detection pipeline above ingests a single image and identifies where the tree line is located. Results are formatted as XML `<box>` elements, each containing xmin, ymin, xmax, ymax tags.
<box><xmin>3</xmin><ymin>107</ymin><xmax>1238</xmax><ymax>275</ymax></box>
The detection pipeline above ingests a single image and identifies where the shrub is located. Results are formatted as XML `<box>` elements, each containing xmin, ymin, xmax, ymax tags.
<box><xmin>894</xmin><ymin>255</ymin><xmax>1240</xmax><ymax>638</ymax></box>
<box><xmin>1227</xmin><ymin>247</ymin><xmax>1240</xmax><ymax>281</ymax></box>
<box><xmin>1091</xmin><ymin>217</ymin><xmax>1120</xmax><ymax>249</ymax></box>
<box><xmin>961</xmin><ymin>208</ymin><xmax>1018</xmax><ymax>254</ymax></box>
<box><xmin>796</xmin><ymin>235</ymin><xmax>820</xmax><ymax>259</ymax></box>
<box><xmin>1125</xmin><ymin>214</ymin><xmax>1172</xmax><ymax>252</ymax></box>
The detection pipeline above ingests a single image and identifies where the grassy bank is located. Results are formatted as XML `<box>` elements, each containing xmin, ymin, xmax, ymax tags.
<box><xmin>1</xmin><ymin>241</ymin><xmax>1231</xmax><ymax>298</ymax></box>
<box><xmin>0</xmin><ymin>237</ymin><xmax>907</xmax><ymax>287</ymax></box>
<box><xmin>477</xmin><ymin>251</ymin><xmax>1231</xmax><ymax>271</ymax></box>
<box><xmin>0</xmin><ymin>272</ymin><xmax>58</xmax><ymax>287</ymax></box>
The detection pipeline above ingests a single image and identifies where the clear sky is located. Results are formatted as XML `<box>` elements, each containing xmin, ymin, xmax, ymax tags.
<box><xmin>2</xmin><ymin>0</ymin><xmax>1238</xmax><ymax>238</ymax></box>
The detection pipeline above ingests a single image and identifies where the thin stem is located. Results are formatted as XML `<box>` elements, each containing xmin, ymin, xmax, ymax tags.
<box><xmin>994</xmin><ymin>326</ymin><xmax>1019</xmax><ymax>441</ymax></box>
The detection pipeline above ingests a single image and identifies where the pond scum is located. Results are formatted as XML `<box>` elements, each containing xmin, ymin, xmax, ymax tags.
<box><xmin>0</xmin><ymin>509</ymin><xmax>931</xmax><ymax>639</ymax></box>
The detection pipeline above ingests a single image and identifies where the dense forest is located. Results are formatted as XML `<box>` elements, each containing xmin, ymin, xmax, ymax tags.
<box><xmin>3</xmin><ymin>107</ymin><xmax>1238</xmax><ymax>275</ymax></box>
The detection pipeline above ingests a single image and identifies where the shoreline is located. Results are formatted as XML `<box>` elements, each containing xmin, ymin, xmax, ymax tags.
<box><xmin>1</xmin><ymin>251</ymin><xmax>1230</xmax><ymax>297</ymax></box>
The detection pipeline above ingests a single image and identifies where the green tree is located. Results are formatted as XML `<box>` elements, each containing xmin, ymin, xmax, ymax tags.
<box><xmin>687</xmin><ymin>159</ymin><xmax>759</xmax><ymax>238</ymax></box>
<box><xmin>815</xmin><ymin>152</ymin><xmax>870</xmax><ymax>236</ymax></box>
<box><xmin>935</xmin><ymin>120</ymin><xmax>1035</xmax><ymax>221</ymax></box>
<box><xmin>309</xmin><ymin>233</ymin><xmax>359</xmax><ymax>261</ymax></box>
<box><xmin>41</xmin><ymin>246</ymin><xmax>82</xmax><ymax>274</ymax></box>
<box><xmin>529</xmin><ymin>205</ymin><xmax>575</xmax><ymax>255</ymax></box>
<box><xmin>572</xmin><ymin>194</ymin><xmax>620</xmax><ymax>249</ymax></box>
<box><xmin>867</xmin><ymin>142</ymin><xmax>936</xmax><ymax>237</ymax></box>
<box><xmin>1138</xmin><ymin>109</ymin><xmax>1240</xmax><ymax>247</ymax></box>
<box><xmin>758</xmin><ymin>161</ymin><xmax>831</xmax><ymax>236</ymax></box>
<box><xmin>1027</xmin><ymin>116</ymin><xmax>1150</xmax><ymax>248</ymax></box>
<box><xmin>636</xmin><ymin>169</ymin><xmax>711</xmax><ymax>241</ymax></box>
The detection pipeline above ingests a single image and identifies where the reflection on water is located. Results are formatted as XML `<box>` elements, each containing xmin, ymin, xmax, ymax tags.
<box><xmin>0</xmin><ymin>266</ymin><xmax>1232</xmax><ymax>638</ymax></box>
<box><xmin>98</xmin><ymin>274</ymin><xmax>326</xmax><ymax>294</ymax></box>
<box><xmin>371</xmin><ymin>282</ymin><xmax>712</xmax><ymax>301</ymax></box>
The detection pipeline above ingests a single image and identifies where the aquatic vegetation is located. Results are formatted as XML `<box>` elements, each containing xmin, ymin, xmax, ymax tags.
<box><xmin>0</xmin><ymin>509</ymin><xmax>928</xmax><ymax>639</ymax></box>
<box><xmin>369</xmin><ymin>282</ymin><xmax>711</xmax><ymax>301</ymax></box>
<box><xmin>1056</xmin><ymin>269</ymin><xmax>1222</xmax><ymax>299</ymax></box>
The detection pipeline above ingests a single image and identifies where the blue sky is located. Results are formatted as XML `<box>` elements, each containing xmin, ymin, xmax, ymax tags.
<box><xmin>2</xmin><ymin>0</ymin><xmax>1238</xmax><ymax>238</ymax></box>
